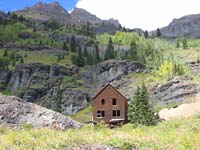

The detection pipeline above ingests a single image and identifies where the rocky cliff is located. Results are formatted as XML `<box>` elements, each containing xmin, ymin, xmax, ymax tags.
<box><xmin>152</xmin><ymin>76</ymin><xmax>200</xmax><ymax>105</ymax></box>
<box><xmin>159</xmin><ymin>13</ymin><xmax>200</xmax><ymax>38</ymax></box>
<box><xmin>0</xmin><ymin>60</ymin><xmax>144</xmax><ymax>115</ymax></box>
<box><xmin>0</xmin><ymin>93</ymin><xmax>81</xmax><ymax>130</ymax></box>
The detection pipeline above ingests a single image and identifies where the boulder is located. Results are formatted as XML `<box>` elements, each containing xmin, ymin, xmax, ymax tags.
<box><xmin>0</xmin><ymin>93</ymin><xmax>81</xmax><ymax>130</ymax></box>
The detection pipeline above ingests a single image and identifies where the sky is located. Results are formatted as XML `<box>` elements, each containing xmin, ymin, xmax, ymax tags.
<box><xmin>1</xmin><ymin>0</ymin><xmax>200</xmax><ymax>30</ymax></box>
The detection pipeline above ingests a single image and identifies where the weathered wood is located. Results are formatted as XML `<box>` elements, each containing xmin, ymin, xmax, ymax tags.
<box><xmin>93</xmin><ymin>83</ymin><xmax>128</xmax><ymax>124</ymax></box>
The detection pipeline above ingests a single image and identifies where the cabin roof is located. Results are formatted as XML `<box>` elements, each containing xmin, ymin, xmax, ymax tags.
<box><xmin>92</xmin><ymin>83</ymin><xmax>128</xmax><ymax>102</ymax></box>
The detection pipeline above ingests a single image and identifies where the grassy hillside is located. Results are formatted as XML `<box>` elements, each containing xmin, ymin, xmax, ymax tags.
<box><xmin>1</xmin><ymin>115</ymin><xmax>200</xmax><ymax>150</ymax></box>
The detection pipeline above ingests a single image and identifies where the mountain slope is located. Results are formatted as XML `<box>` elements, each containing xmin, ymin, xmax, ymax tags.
<box><xmin>71</xmin><ymin>8</ymin><xmax>102</xmax><ymax>24</ymax></box>
<box><xmin>160</xmin><ymin>13</ymin><xmax>200</xmax><ymax>38</ymax></box>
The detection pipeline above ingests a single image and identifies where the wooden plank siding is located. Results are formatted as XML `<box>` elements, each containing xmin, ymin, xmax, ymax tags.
<box><xmin>93</xmin><ymin>84</ymin><xmax>128</xmax><ymax>124</ymax></box>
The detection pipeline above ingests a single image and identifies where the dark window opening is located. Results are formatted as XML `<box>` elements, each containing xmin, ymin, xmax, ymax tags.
<box><xmin>112</xmin><ymin>110</ymin><xmax>120</xmax><ymax>117</ymax></box>
<box><xmin>112</xmin><ymin>98</ymin><xmax>117</xmax><ymax>105</ymax></box>
<box><xmin>101</xmin><ymin>99</ymin><xmax>105</xmax><ymax>105</ymax></box>
<box><xmin>97</xmin><ymin>110</ymin><xmax>105</xmax><ymax>118</ymax></box>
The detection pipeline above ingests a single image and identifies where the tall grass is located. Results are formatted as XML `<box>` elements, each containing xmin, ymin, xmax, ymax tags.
<box><xmin>1</xmin><ymin>115</ymin><xmax>200</xmax><ymax>149</ymax></box>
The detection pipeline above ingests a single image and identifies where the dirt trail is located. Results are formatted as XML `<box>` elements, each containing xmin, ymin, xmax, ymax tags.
<box><xmin>159</xmin><ymin>94</ymin><xmax>200</xmax><ymax>120</ymax></box>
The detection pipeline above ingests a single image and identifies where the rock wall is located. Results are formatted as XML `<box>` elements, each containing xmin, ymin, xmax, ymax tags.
<box><xmin>0</xmin><ymin>60</ymin><xmax>144</xmax><ymax>115</ymax></box>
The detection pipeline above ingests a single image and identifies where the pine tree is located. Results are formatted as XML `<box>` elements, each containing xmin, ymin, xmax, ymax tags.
<box><xmin>20</xmin><ymin>57</ymin><xmax>24</xmax><ymax>64</ymax></box>
<box><xmin>128</xmin><ymin>40</ymin><xmax>138</xmax><ymax>61</ymax></box>
<box><xmin>53</xmin><ymin>86</ymin><xmax>62</xmax><ymax>112</ymax></box>
<box><xmin>94</xmin><ymin>44</ymin><xmax>100</xmax><ymax>64</ymax></box>
<box><xmin>70</xmin><ymin>35</ymin><xmax>76</xmax><ymax>52</ymax></box>
<box><xmin>63</xmin><ymin>42</ymin><xmax>69</xmax><ymax>51</ymax></box>
<box><xmin>144</xmin><ymin>30</ymin><xmax>149</xmax><ymax>39</ymax></box>
<box><xmin>3</xmin><ymin>49</ymin><xmax>8</xmax><ymax>57</ymax></box>
<box><xmin>86</xmin><ymin>53</ymin><xmax>93</xmax><ymax>65</ymax></box>
<box><xmin>182</xmin><ymin>36</ymin><xmax>188</xmax><ymax>49</ymax></box>
<box><xmin>156</xmin><ymin>28</ymin><xmax>161</xmax><ymax>38</ymax></box>
<box><xmin>77</xmin><ymin>46</ymin><xmax>85</xmax><ymax>67</ymax></box>
<box><xmin>128</xmin><ymin>83</ymin><xmax>158</xmax><ymax>126</ymax></box>
<box><xmin>176</xmin><ymin>38</ymin><xmax>180</xmax><ymax>48</ymax></box>
<box><xmin>128</xmin><ymin>87</ymin><xmax>141</xmax><ymax>125</ymax></box>
<box><xmin>83</xmin><ymin>47</ymin><xmax>88</xmax><ymax>57</ymax></box>
<box><xmin>104</xmin><ymin>37</ymin><xmax>115</xmax><ymax>60</ymax></box>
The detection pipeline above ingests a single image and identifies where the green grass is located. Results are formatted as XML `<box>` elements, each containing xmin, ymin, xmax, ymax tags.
<box><xmin>70</xmin><ymin>105</ymin><xmax>93</xmax><ymax>123</ymax></box>
<box><xmin>18</xmin><ymin>50</ymin><xmax>73</xmax><ymax>66</ymax></box>
<box><xmin>1</xmin><ymin>115</ymin><xmax>200</xmax><ymax>149</ymax></box>
<box><xmin>1</xmin><ymin>89</ymin><xmax>12</xmax><ymax>96</ymax></box>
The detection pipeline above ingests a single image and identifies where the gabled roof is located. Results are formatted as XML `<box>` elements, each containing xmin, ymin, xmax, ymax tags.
<box><xmin>92</xmin><ymin>83</ymin><xmax>128</xmax><ymax>102</ymax></box>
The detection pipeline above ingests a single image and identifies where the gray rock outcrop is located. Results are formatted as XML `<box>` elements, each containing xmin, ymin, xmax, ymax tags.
<box><xmin>0</xmin><ymin>60</ymin><xmax>145</xmax><ymax>115</ymax></box>
<box><xmin>152</xmin><ymin>76</ymin><xmax>200</xmax><ymax>105</ymax></box>
<box><xmin>82</xmin><ymin>60</ymin><xmax>145</xmax><ymax>89</ymax></box>
<box><xmin>0</xmin><ymin>93</ymin><xmax>81</xmax><ymax>130</ymax></box>
<box><xmin>159</xmin><ymin>13</ymin><xmax>200</xmax><ymax>38</ymax></box>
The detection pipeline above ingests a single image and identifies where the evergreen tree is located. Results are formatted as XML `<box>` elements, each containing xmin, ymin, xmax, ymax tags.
<box><xmin>20</xmin><ymin>57</ymin><xmax>24</xmax><ymax>64</ymax></box>
<box><xmin>128</xmin><ymin>40</ymin><xmax>138</xmax><ymax>61</ymax></box>
<box><xmin>86</xmin><ymin>53</ymin><xmax>93</xmax><ymax>65</ymax></box>
<box><xmin>182</xmin><ymin>36</ymin><xmax>188</xmax><ymax>49</ymax></box>
<box><xmin>94</xmin><ymin>44</ymin><xmax>100</xmax><ymax>64</ymax></box>
<box><xmin>104</xmin><ymin>37</ymin><xmax>115</xmax><ymax>60</ymax></box>
<box><xmin>144</xmin><ymin>30</ymin><xmax>149</xmax><ymax>39</ymax></box>
<box><xmin>156</xmin><ymin>28</ymin><xmax>161</xmax><ymax>38</ymax></box>
<box><xmin>3</xmin><ymin>49</ymin><xmax>8</xmax><ymax>57</ymax></box>
<box><xmin>77</xmin><ymin>46</ymin><xmax>85</xmax><ymax>67</ymax></box>
<box><xmin>63</xmin><ymin>41</ymin><xmax>69</xmax><ymax>51</ymax></box>
<box><xmin>57</xmin><ymin>55</ymin><xmax>61</xmax><ymax>62</ymax></box>
<box><xmin>53</xmin><ymin>86</ymin><xmax>62</xmax><ymax>112</ymax></box>
<box><xmin>70</xmin><ymin>35</ymin><xmax>76</xmax><ymax>52</ymax></box>
<box><xmin>176</xmin><ymin>38</ymin><xmax>180</xmax><ymax>48</ymax></box>
<box><xmin>83</xmin><ymin>47</ymin><xmax>88</xmax><ymax>57</ymax></box>
<box><xmin>128</xmin><ymin>83</ymin><xmax>158</xmax><ymax>126</ymax></box>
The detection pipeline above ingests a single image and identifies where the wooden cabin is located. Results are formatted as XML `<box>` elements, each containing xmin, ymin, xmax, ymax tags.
<box><xmin>92</xmin><ymin>83</ymin><xmax>128</xmax><ymax>125</ymax></box>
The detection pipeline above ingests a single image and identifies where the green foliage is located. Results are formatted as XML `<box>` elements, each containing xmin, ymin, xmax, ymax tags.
<box><xmin>156</xmin><ymin>28</ymin><xmax>161</xmax><ymax>37</ymax></box>
<box><xmin>3</xmin><ymin>49</ymin><xmax>8</xmax><ymax>57</ymax></box>
<box><xmin>144</xmin><ymin>30</ymin><xmax>149</xmax><ymax>39</ymax></box>
<box><xmin>0</xmin><ymin>56</ymin><xmax>10</xmax><ymax>69</ymax></box>
<box><xmin>128</xmin><ymin>84</ymin><xmax>158</xmax><ymax>126</ymax></box>
<box><xmin>153</xmin><ymin>54</ymin><xmax>190</xmax><ymax>81</ymax></box>
<box><xmin>77</xmin><ymin>47</ymin><xmax>85</xmax><ymax>67</ymax></box>
<box><xmin>1</xmin><ymin>89</ymin><xmax>12</xmax><ymax>96</ymax></box>
<box><xmin>1</xmin><ymin>116</ymin><xmax>200</xmax><ymax>149</ymax></box>
<box><xmin>21</xmin><ymin>123</ymin><xmax>33</xmax><ymax>130</ymax></box>
<box><xmin>62</xmin><ymin>76</ymin><xmax>76</xmax><ymax>89</ymax></box>
<box><xmin>70</xmin><ymin>35</ymin><xmax>77</xmax><ymax>52</ymax></box>
<box><xmin>0</xmin><ymin>22</ymin><xmax>25</xmax><ymax>41</ymax></box>
<box><xmin>63</xmin><ymin>42</ymin><xmax>69</xmax><ymax>51</ymax></box>
<box><xmin>52</xmin><ymin>86</ymin><xmax>62</xmax><ymax>113</ymax></box>
<box><xmin>104</xmin><ymin>37</ymin><xmax>115</xmax><ymax>60</ymax></box>
<box><xmin>128</xmin><ymin>40</ymin><xmax>138</xmax><ymax>61</ymax></box>
<box><xmin>176</xmin><ymin>38</ymin><xmax>180</xmax><ymax>48</ymax></box>
<box><xmin>182</xmin><ymin>36</ymin><xmax>188</xmax><ymax>49</ymax></box>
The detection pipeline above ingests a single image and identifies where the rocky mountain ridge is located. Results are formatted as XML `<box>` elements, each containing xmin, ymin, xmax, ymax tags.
<box><xmin>15</xmin><ymin>1</ymin><xmax>121</xmax><ymax>33</ymax></box>
<box><xmin>159</xmin><ymin>13</ymin><xmax>200</xmax><ymax>38</ymax></box>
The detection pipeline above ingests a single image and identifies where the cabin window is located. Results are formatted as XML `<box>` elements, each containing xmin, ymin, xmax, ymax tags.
<box><xmin>112</xmin><ymin>110</ymin><xmax>120</xmax><ymax>117</ymax></box>
<box><xmin>101</xmin><ymin>99</ymin><xmax>105</xmax><ymax>105</ymax></box>
<box><xmin>112</xmin><ymin>98</ymin><xmax>117</xmax><ymax>105</ymax></box>
<box><xmin>97</xmin><ymin>110</ymin><xmax>105</xmax><ymax>118</ymax></box>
